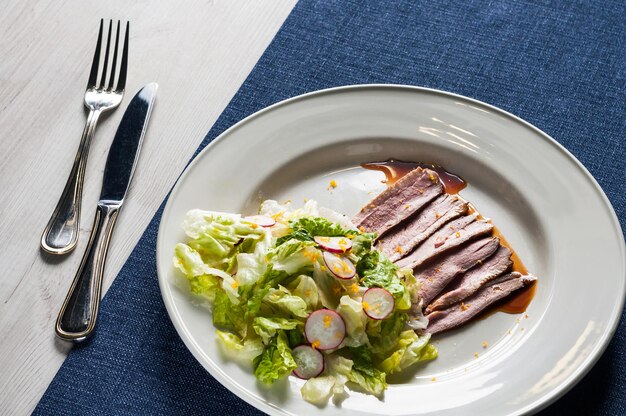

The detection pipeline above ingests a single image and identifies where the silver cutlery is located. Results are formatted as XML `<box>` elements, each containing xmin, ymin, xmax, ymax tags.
<box><xmin>55</xmin><ymin>83</ymin><xmax>157</xmax><ymax>341</ymax></box>
<box><xmin>41</xmin><ymin>19</ymin><xmax>129</xmax><ymax>255</ymax></box>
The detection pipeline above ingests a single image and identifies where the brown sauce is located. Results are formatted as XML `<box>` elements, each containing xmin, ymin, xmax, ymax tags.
<box><xmin>490</xmin><ymin>226</ymin><xmax>536</xmax><ymax>314</ymax></box>
<box><xmin>361</xmin><ymin>159</ymin><xmax>536</xmax><ymax>314</ymax></box>
<box><xmin>361</xmin><ymin>160</ymin><xmax>467</xmax><ymax>194</ymax></box>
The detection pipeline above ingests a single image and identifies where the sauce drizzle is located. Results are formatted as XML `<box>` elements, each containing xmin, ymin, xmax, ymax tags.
<box><xmin>361</xmin><ymin>159</ymin><xmax>535</xmax><ymax>315</ymax></box>
<box><xmin>361</xmin><ymin>160</ymin><xmax>467</xmax><ymax>194</ymax></box>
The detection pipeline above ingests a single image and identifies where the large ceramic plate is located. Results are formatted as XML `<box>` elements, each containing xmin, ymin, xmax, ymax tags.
<box><xmin>156</xmin><ymin>85</ymin><xmax>625</xmax><ymax>415</ymax></box>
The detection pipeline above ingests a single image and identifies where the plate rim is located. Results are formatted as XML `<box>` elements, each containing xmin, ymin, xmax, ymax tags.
<box><xmin>156</xmin><ymin>83</ymin><xmax>626</xmax><ymax>416</ymax></box>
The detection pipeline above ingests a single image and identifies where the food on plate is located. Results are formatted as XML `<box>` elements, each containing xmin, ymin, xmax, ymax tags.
<box><xmin>355</xmin><ymin>165</ymin><xmax>537</xmax><ymax>334</ymax></box>
<box><xmin>173</xmin><ymin>200</ymin><xmax>437</xmax><ymax>404</ymax></box>
<box><xmin>172</xmin><ymin>160</ymin><xmax>537</xmax><ymax>405</ymax></box>
<box><xmin>415</xmin><ymin>237</ymin><xmax>501</xmax><ymax>305</ymax></box>
<box><xmin>378</xmin><ymin>194</ymin><xmax>468</xmax><ymax>262</ymax></box>
<box><xmin>353</xmin><ymin>166</ymin><xmax>443</xmax><ymax>237</ymax></box>
<box><xmin>425</xmin><ymin>273</ymin><xmax>536</xmax><ymax>334</ymax></box>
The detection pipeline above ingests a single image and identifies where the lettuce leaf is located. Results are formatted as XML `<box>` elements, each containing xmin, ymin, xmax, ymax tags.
<box><xmin>213</xmin><ymin>287</ymin><xmax>247</xmax><ymax>336</ymax></box>
<box><xmin>350</xmin><ymin>232</ymin><xmax>376</xmax><ymax>258</ymax></box>
<box><xmin>174</xmin><ymin>243</ymin><xmax>231</xmax><ymax>302</ymax></box>
<box><xmin>182</xmin><ymin>209</ymin><xmax>267</xmax><ymax>267</ymax></box>
<box><xmin>301</xmin><ymin>376</ymin><xmax>338</xmax><ymax>405</ymax></box>
<box><xmin>312</xmin><ymin>261</ymin><xmax>345</xmax><ymax>309</ymax></box>
<box><xmin>254</xmin><ymin>331</ymin><xmax>297</xmax><ymax>384</ymax></box>
<box><xmin>378</xmin><ymin>331</ymin><xmax>438</xmax><ymax>374</ymax></box>
<box><xmin>269</xmin><ymin>240</ymin><xmax>318</xmax><ymax>275</ymax></box>
<box><xmin>263</xmin><ymin>286</ymin><xmax>309</xmax><ymax>318</ymax></box>
<box><xmin>356</xmin><ymin>250</ymin><xmax>406</xmax><ymax>301</ymax></box>
<box><xmin>235</xmin><ymin>252</ymin><xmax>267</xmax><ymax>287</ymax></box>
<box><xmin>287</xmin><ymin>275</ymin><xmax>320</xmax><ymax>311</ymax></box>
<box><xmin>336</xmin><ymin>296</ymin><xmax>369</xmax><ymax>348</ymax></box>
<box><xmin>275</xmin><ymin>229</ymin><xmax>314</xmax><ymax>247</ymax></box>
<box><xmin>277</xmin><ymin>216</ymin><xmax>352</xmax><ymax>247</ymax></box>
<box><xmin>245</xmin><ymin>267</ymin><xmax>290</xmax><ymax>316</ymax></box>
<box><xmin>367</xmin><ymin>312</ymin><xmax>408</xmax><ymax>356</ymax></box>
<box><xmin>291</xmin><ymin>216</ymin><xmax>349</xmax><ymax>237</ymax></box>
<box><xmin>345</xmin><ymin>346</ymin><xmax>387</xmax><ymax>396</ymax></box>
<box><xmin>252</xmin><ymin>317</ymin><xmax>303</xmax><ymax>345</ymax></box>
<box><xmin>216</xmin><ymin>330</ymin><xmax>264</xmax><ymax>364</ymax></box>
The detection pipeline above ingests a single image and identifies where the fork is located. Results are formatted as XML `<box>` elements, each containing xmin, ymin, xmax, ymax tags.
<box><xmin>41</xmin><ymin>19</ymin><xmax>129</xmax><ymax>255</ymax></box>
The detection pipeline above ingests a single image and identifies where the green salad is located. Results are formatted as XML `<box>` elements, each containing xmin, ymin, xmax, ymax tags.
<box><xmin>173</xmin><ymin>200</ymin><xmax>436</xmax><ymax>404</ymax></box>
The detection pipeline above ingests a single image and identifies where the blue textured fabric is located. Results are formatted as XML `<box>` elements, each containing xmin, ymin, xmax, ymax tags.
<box><xmin>35</xmin><ymin>0</ymin><xmax>626</xmax><ymax>415</ymax></box>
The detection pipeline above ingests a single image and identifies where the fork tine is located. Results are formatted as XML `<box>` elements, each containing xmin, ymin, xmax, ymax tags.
<box><xmin>87</xmin><ymin>19</ymin><xmax>104</xmax><ymax>89</ymax></box>
<box><xmin>116</xmin><ymin>22</ymin><xmax>129</xmax><ymax>92</ymax></box>
<box><xmin>99</xmin><ymin>20</ymin><xmax>112</xmax><ymax>89</ymax></box>
<box><xmin>107</xmin><ymin>21</ymin><xmax>121</xmax><ymax>91</ymax></box>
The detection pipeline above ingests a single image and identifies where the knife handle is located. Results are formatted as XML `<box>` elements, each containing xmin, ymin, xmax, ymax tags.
<box><xmin>56</xmin><ymin>203</ymin><xmax>119</xmax><ymax>342</ymax></box>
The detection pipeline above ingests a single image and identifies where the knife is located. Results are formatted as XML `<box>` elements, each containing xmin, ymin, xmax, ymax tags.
<box><xmin>56</xmin><ymin>83</ymin><xmax>157</xmax><ymax>341</ymax></box>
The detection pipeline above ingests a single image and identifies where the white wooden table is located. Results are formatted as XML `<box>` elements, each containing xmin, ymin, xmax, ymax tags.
<box><xmin>0</xmin><ymin>1</ymin><xmax>295</xmax><ymax>413</ymax></box>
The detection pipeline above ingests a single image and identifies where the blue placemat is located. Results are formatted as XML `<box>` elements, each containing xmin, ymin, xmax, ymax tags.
<box><xmin>35</xmin><ymin>0</ymin><xmax>626</xmax><ymax>415</ymax></box>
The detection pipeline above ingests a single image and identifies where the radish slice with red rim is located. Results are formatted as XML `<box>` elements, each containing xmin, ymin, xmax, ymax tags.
<box><xmin>305</xmin><ymin>309</ymin><xmax>346</xmax><ymax>350</ymax></box>
<box><xmin>243</xmin><ymin>215</ymin><xmax>275</xmax><ymax>227</ymax></box>
<box><xmin>292</xmin><ymin>345</ymin><xmax>324</xmax><ymax>379</ymax></box>
<box><xmin>362</xmin><ymin>287</ymin><xmax>395</xmax><ymax>320</ymax></box>
<box><xmin>322</xmin><ymin>251</ymin><xmax>356</xmax><ymax>280</ymax></box>
<box><xmin>314</xmin><ymin>236</ymin><xmax>353</xmax><ymax>253</ymax></box>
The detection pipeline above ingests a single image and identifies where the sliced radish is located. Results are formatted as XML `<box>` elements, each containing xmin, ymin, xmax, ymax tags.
<box><xmin>362</xmin><ymin>287</ymin><xmax>395</xmax><ymax>320</ymax></box>
<box><xmin>244</xmin><ymin>215</ymin><xmax>275</xmax><ymax>227</ymax></box>
<box><xmin>305</xmin><ymin>309</ymin><xmax>346</xmax><ymax>350</ymax></box>
<box><xmin>292</xmin><ymin>345</ymin><xmax>324</xmax><ymax>379</ymax></box>
<box><xmin>314</xmin><ymin>236</ymin><xmax>353</xmax><ymax>253</ymax></box>
<box><xmin>322</xmin><ymin>251</ymin><xmax>356</xmax><ymax>280</ymax></box>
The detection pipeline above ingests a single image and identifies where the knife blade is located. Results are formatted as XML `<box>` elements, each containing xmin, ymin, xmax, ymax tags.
<box><xmin>56</xmin><ymin>83</ymin><xmax>157</xmax><ymax>341</ymax></box>
<box><xmin>100</xmin><ymin>82</ymin><xmax>157</xmax><ymax>204</ymax></box>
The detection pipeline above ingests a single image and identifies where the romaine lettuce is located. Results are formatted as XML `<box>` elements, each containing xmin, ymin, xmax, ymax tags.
<box><xmin>212</xmin><ymin>287</ymin><xmax>247</xmax><ymax>336</ymax></box>
<box><xmin>336</xmin><ymin>296</ymin><xmax>369</xmax><ymax>348</ymax></box>
<box><xmin>356</xmin><ymin>250</ymin><xmax>407</xmax><ymax>301</ymax></box>
<box><xmin>287</xmin><ymin>275</ymin><xmax>320</xmax><ymax>311</ymax></box>
<box><xmin>263</xmin><ymin>286</ymin><xmax>309</xmax><ymax>318</ymax></box>
<box><xmin>216</xmin><ymin>330</ymin><xmax>264</xmax><ymax>364</ymax></box>
<box><xmin>378</xmin><ymin>331</ymin><xmax>438</xmax><ymax>373</ymax></box>
<box><xmin>252</xmin><ymin>317</ymin><xmax>303</xmax><ymax>345</ymax></box>
<box><xmin>254</xmin><ymin>331</ymin><xmax>297</xmax><ymax>384</ymax></box>
<box><xmin>182</xmin><ymin>209</ymin><xmax>267</xmax><ymax>267</ymax></box>
<box><xmin>345</xmin><ymin>346</ymin><xmax>387</xmax><ymax>396</ymax></box>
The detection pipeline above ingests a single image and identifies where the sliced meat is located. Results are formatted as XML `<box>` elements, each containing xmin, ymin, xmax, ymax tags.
<box><xmin>395</xmin><ymin>214</ymin><xmax>493</xmax><ymax>270</ymax></box>
<box><xmin>427</xmin><ymin>245</ymin><xmax>513</xmax><ymax>313</ymax></box>
<box><xmin>416</xmin><ymin>237</ymin><xmax>500</xmax><ymax>305</ymax></box>
<box><xmin>378</xmin><ymin>194</ymin><xmax>468</xmax><ymax>262</ymax></box>
<box><xmin>353</xmin><ymin>168</ymin><xmax>443</xmax><ymax>237</ymax></box>
<box><xmin>426</xmin><ymin>273</ymin><xmax>537</xmax><ymax>335</ymax></box>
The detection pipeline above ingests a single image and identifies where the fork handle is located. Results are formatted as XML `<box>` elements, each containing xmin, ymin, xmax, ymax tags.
<box><xmin>41</xmin><ymin>109</ymin><xmax>102</xmax><ymax>254</ymax></box>
<box><xmin>56</xmin><ymin>203</ymin><xmax>119</xmax><ymax>341</ymax></box>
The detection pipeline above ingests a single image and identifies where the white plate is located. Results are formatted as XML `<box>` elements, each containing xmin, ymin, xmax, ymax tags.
<box><xmin>156</xmin><ymin>85</ymin><xmax>625</xmax><ymax>415</ymax></box>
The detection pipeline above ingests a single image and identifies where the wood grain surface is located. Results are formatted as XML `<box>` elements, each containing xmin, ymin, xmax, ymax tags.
<box><xmin>0</xmin><ymin>1</ymin><xmax>295</xmax><ymax>413</ymax></box>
